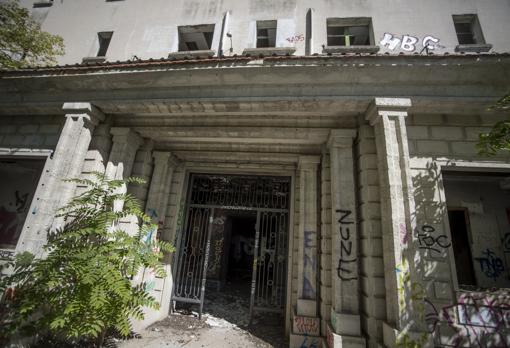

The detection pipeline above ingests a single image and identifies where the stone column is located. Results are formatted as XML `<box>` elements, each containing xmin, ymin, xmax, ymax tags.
<box><xmin>326</xmin><ymin>130</ymin><xmax>365</xmax><ymax>348</ymax></box>
<box><xmin>366</xmin><ymin>98</ymin><xmax>426</xmax><ymax>348</ymax></box>
<box><xmin>105</xmin><ymin>127</ymin><xmax>143</xmax><ymax>235</ymax></box>
<box><xmin>135</xmin><ymin>151</ymin><xmax>180</xmax><ymax>329</ymax></box>
<box><xmin>105</xmin><ymin>127</ymin><xmax>143</xmax><ymax>181</ymax></box>
<box><xmin>290</xmin><ymin>156</ymin><xmax>321</xmax><ymax>348</ymax></box>
<box><xmin>16</xmin><ymin>102</ymin><xmax>104</xmax><ymax>255</ymax></box>
<box><xmin>145</xmin><ymin>151</ymin><xmax>179</xmax><ymax>229</ymax></box>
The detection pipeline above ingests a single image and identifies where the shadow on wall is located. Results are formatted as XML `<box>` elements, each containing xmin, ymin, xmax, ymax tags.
<box><xmin>395</xmin><ymin>160</ymin><xmax>510</xmax><ymax>347</ymax></box>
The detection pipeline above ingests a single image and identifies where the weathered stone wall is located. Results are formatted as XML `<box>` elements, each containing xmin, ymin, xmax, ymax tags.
<box><xmin>320</xmin><ymin>152</ymin><xmax>332</xmax><ymax>337</ymax></box>
<box><xmin>0</xmin><ymin>115</ymin><xmax>63</xmax><ymax>150</ymax></box>
<box><xmin>357</xmin><ymin>124</ymin><xmax>386</xmax><ymax>348</ymax></box>
<box><xmin>403</xmin><ymin>112</ymin><xmax>510</xmax><ymax>347</ymax></box>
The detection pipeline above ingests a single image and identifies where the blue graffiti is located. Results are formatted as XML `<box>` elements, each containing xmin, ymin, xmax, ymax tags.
<box><xmin>475</xmin><ymin>249</ymin><xmax>504</xmax><ymax>281</ymax></box>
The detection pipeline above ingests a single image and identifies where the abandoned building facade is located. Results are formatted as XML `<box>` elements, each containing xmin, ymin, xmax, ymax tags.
<box><xmin>1</xmin><ymin>0</ymin><xmax>510</xmax><ymax>347</ymax></box>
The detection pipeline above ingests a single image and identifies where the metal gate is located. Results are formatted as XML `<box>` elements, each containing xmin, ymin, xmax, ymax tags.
<box><xmin>172</xmin><ymin>174</ymin><xmax>290</xmax><ymax>319</ymax></box>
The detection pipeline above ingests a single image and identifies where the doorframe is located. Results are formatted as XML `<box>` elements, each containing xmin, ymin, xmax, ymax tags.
<box><xmin>171</xmin><ymin>166</ymin><xmax>296</xmax><ymax>335</ymax></box>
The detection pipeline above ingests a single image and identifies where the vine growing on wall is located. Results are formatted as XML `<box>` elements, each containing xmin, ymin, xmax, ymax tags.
<box><xmin>0</xmin><ymin>172</ymin><xmax>174</xmax><ymax>347</ymax></box>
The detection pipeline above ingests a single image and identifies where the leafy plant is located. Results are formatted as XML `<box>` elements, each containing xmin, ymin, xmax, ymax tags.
<box><xmin>477</xmin><ymin>94</ymin><xmax>510</xmax><ymax>156</ymax></box>
<box><xmin>0</xmin><ymin>0</ymin><xmax>64</xmax><ymax>69</ymax></box>
<box><xmin>0</xmin><ymin>172</ymin><xmax>174</xmax><ymax>347</ymax></box>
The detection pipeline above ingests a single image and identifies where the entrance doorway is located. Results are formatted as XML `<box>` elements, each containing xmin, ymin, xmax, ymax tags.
<box><xmin>172</xmin><ymin>173</ymin><xmax>291</xmax><ymax>326</ymax></box>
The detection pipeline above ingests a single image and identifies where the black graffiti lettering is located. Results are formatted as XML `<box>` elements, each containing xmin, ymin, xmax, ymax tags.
<box><xmin>340</xmin><ymin>225</ymin><xmax>350</xmax><ymax>240</ymax></box>
<box><xmin>417</xmin><ymin>224</ymin><xmax>451</xmax><ymax>254</ymax></box>
<box><xmin>336</xmin><ymin>209</ymin><xmax>354</xmax><ymax>225</ymax></box>
<box><xmin>337</xmin><ymin>259</ymin><xmax>357</xmax><ymax>281</ymax></box>
<box><xmin>336</xmin><ymin>209</ymin><xmax>357</xmax><ymax>281</ymax></box>
<box><xmin>15</xmin><ymin>190</ymin><xmax>29</xmax><ymax>213</ymax></box>
<box><xmin>421</xmin><ymin>224</ymin><xmax>435</xmax><ymax>233</ymax></box>
<box><xmin>340</xmin><ymin>240</ymin><xmax>352</xmax><ymax>257</ymax></box>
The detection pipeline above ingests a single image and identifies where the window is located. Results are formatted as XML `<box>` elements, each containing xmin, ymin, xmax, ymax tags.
<box><xmin>453</xmin><ymin>15</ymin><xmax>485</xmax><ymax>45</ymax></box>
<box><xmin>178</xmin><ymin>24</ymin><xmax>215</xmax><ymax>51</ymax></box>
<box><xmin>97</xmin><ymin>31</ymin><xmax>113</xmax><ymax>57</ymax></box>
<box><xmin>256</xmin><ymin>20</ymin><xmax>277</xmax><ymax>48</ymax></box>
<box><xmin>443</xmin><ymin>172</ymin><xmax>510</xmax><ymax>289</ymax></box>
<box><xmin>327</xmin><ymin>18</ymin><xmax>372</xmax><ymax>46</ymax></box>
<box><xmin>0</xmin><ymin>158</ymin><xmax>45</xmax><ymax>250</ymax></box>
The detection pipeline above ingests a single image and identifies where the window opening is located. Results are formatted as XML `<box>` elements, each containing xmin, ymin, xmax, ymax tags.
<box><xmin>453</xmin><ymin>14</ymin><xmax>485</xmax><ymax>45</ymax></box>
<box><xmin>97</xmin><ymin>31</ymin><xmax>113</xmax><ymax>57</ymax></box>
<box><xmin>178</xmin><ymin>24</ymin><xmax>215</xmax><ymax>51</ymax></box>
<box><xmin>327</xmin><ymin>18</ymin><xmax>371</xmax><ymax>46</ymax></box>
<box><xmin>0</xmin><ymin>158</ymin><xmax>45</xmax><ymax>250</ymax></box>
<box><xmin>443</xmin><ymin>172</ymin><xmax>510</xmax><ymax>290</ymax></box>
<box><xmin>256</xmin><ymin>20</ymin><xmax>277</xmax><ymax>48</ymax></box>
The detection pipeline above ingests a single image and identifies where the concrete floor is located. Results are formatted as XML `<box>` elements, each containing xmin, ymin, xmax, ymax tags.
<box><xmin>120</xmin><ymin>280</ymin><xmax>288</xmax><ymax>348</ymax></box>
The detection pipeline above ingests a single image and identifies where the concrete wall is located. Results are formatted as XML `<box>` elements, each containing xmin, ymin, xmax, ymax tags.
<box><xmin>19</xmin><ymin>0</ymin><xmax>510</xmax><ymax>64</ymax></box>
<box><xmin>404</xmin><ymin>112</ymin><xmax>510</xmax><ymax>347</ymax></box>
<box><xmin>357</xmin><ymin>124</ymin><xmax>385</xmax><ymax>348</ymax></box>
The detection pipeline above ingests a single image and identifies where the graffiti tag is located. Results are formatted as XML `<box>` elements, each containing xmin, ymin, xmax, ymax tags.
<box><xmin>336</xmin><ymin>209</ymin><xmax>357</xmax><ymax>281</ymax></box>
<box><xmin>417</xmin><ymin>224</ymin><xmax>451</xmax><ymax>254</ymax></box>
<box><xmin>380</xmin><ymin>33</ymin><xmax>444</xmax><ymax>52</ymax></box>
<box><xmin>475</xmin><ymin>249</ymin><xmax>505</xmax><ymax>281</ymax></box>
<box><xmin>286</xmin><ymin>34</ymin><xmax>304</xmax><ymax>43</ymax></box>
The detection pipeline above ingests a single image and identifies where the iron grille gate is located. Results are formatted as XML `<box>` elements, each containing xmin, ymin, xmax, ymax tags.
<box><xmin>172</xmin><ymin>174</ymin><xmax>290</xmax><ymax>320</ymax></box>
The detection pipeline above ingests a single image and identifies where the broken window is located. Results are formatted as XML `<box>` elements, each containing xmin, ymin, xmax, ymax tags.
<box><xmin>97</xmin><ymin>31</ymin><xmax>113</xmax><ymax>57</ymax></box>
<box><xmin>443</xmin><ymin>172</ymin><xmax>510</xmax><ymax>289</ymax></box>
<box><xmin>256</xmin><ymin>20</ymin><xmax>277</xmax><ymax>48</ymax></box>
<box><xmin>326</xmin><ymin>18</ymin><xmax>372</xmax><ymax>46</ymax></box>
<box><xmin>0</xmin><ymin>158</ymin><xmax>45</xmax><ymax>250</ymax></box>
<box><xmin>453</xmin><ymin>14</ymin><xmax>485</xmax><ymax>45</ymax></box>
<box><xmin>178</xmin><ymin>24</ymin><xmax>215</xmax><ymax>51</ymax></box>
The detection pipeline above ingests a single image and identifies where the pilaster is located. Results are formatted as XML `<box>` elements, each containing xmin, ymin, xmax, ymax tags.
<box><xmin>366</xmin><ymin>98</ymin><xmax>428</xmax><ymax>348</ymax></box>
<box><xmin>16</xmin><ymin>103</ymin><xmax>105</xmax><ymax>255</ymax></box>
<box><xmin>291</xmin><ymin>155</ymin><xmax>322</xmax><ymax>348</ymax></box>
<box><xmin>326</xmin><ymin>130</ymin><xmax>365</xmax><ymax>348</ymax></box>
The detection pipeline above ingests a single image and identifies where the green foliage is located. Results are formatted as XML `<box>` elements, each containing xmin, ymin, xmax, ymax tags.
<box><xmin>477</xmin><ymin>94</ymin><xmax>510</xmax><ymax>156</ymax></box>
<box><xmin>0</xmin><ymin>172</ymin><xmax>174</xmax><ymax>346</ymax></box>
<box><xmin>0</xmin><ymin>0</ymin><xmax>64</xmax><ymax>69</ymax></box>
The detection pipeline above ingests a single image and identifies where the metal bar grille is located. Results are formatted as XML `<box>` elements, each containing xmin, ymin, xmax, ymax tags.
<box><xmin>252</xmin><ymin>211</ymin><xmax>288</xmax><ymax>313</ymax></box>
<box><xmin>172</xmin><ymin>173</ymin><xmax>290</xmax><ymax>319</ymax></box>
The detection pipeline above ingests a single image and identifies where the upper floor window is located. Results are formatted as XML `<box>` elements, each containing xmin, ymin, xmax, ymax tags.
<box><xmin>452</xmin><ymin>14</ymin><xmax>491</xmax><ymax>52</ymax></box>
<box><xmin>256</xmin><ymin>20</ymin><xmax>277</xmax><ymax>48</ymax></box>
<box><xmin>97</xmin><ymin>31</ymin><xmax>113</xmax><ymax>57</ymax></box>
<box><xmin>326</xmin><ymin>18</ymin><xmax>372</xmax><ymax>46</ymax></box>
<box><xmin>453</xmin><ymin>14</ymin><xmax>485</xmax><ymax>45</ymax></box>
<box><xmin>178</xmin><ymin>24</ymin><xmax>215</xmax><ymax>51</ymax></box>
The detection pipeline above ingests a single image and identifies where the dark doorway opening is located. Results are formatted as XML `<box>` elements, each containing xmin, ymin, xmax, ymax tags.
<box><xmin>448</xmin><ymin>209</ymin><xmax>477</xmax><ymax>287</ymax></box>
<box><xmin>203</xmin><ymin>211</ymin><xmax>256</xmax><ymax>326</ymax></box>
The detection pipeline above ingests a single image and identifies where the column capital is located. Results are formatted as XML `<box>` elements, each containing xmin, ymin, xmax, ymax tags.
<box><xmin>298</xmin><ymin>155</ymin><xmax>320</xmax><ymax>170</ymax></box>
<box><xmin>110</xmin><ymin>127</ymin><xmax>143</xmax><ymax>148</ymax></box>
<box><xmin>365</xmin><ymin>97</ymin><xmax>412</xmax><ymax>126</ymax></box>
<box><xmin>153</xmin><ymin>151</ymin><xmax>180</xmax><ymax>167</ymax></box>
<box><xmin>62</xmin><ymin>102</ymin><xmax>105</xmax><ymax>126</ymax></box>
<box><xmin>327</xmin><ymin>129</ymin><xmax>357</xmax><ymax>149</ymax></box>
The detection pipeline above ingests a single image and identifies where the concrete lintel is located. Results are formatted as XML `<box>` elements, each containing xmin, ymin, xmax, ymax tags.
<box><xmin>327</xmin><ymin>129</ymin><xmax>357</xmax><ymax>149</ymax></box>
<box><xmin>298</xmin><ymin>155</ymin><xmax>321</xmax><ymax>170</ymax></box>
<box><xmin>365</xmin><ymin>98</ymin><xmax>412</xmax><ymax>126</ymax></box>
<box><xmin>62</xmin><ymin>102</ymin><xmax>105</xmax><ymax>125</ymax></box>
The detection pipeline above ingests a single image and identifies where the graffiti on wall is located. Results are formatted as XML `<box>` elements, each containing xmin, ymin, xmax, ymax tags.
<box><xmin>293</xmin><ymin>316</ymin><xmax>320</xmax><ymax>336</ymax></box>
<box><xmin>417</xmin><ymin>224</ymin><xmax>451</xmax><ymax>254</ymax></box>
<box><xmin>335</xmin><ymin>209</ymin><xmax>357</xmax><ymax>281</ymax></box>
<box><xmin>286</xmin><ymin>34</ymin><xmax>304</xmax><ymax>43</ymax></box>
<box><xmin>303</xmin><ymin>230</ymin><xmax>317</xmax><ymax>299</ymax></box>
<box><xmin>475</xmin><ymin>249</ymin><xmax>505</xmax><ymax>281</ymax></box>
<box><xmin>425</xmin><ymin>292</ymin><xmax>510</xmax><ymax>347</ymax></box>
<box><xmin>380</xmin><ymin>33</ymin><xmax>444</xmax><ymax>52</ymax></box>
